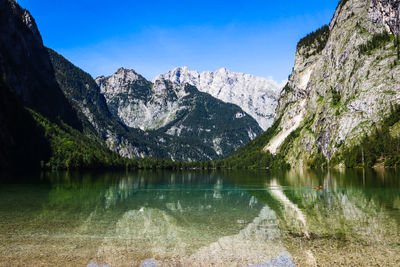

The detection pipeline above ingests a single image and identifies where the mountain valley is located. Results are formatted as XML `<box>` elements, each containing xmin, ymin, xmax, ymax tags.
<box><xmin>1</xmin><ymin>0</ymin><xmax>400</xmax><ymax>170</ymax></box>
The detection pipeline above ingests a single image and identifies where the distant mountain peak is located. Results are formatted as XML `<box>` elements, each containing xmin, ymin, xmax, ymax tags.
<box><xmin>216</xmin><ymin>67</ymin><xmax>229</xmax><ymax>73</ymax></box>
<box><xmin>158</xmin><ymin>66</ymin><xmax>283</xmax><ymax>130</ymax></box>
<box><xmin>114</xmin><ymin>67</ymin><xmax>143</xmax><ymax>81</ymax></box>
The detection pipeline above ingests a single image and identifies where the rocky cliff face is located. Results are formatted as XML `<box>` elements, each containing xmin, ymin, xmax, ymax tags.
<box><xmin>96</xmin><ymin>68</ymin><xmax>263</xmax><ymax>160</ymax></box>
<box><xmin>158</xmin><ymin>67</ymin><xmax>282</xmax><ymax>130</ymax></box>
<box><xmin>0</xmin><ymin>0</ymin><xmax>85</xmax><ymax>169</ymax></box>
<box><xmin>369</xmin><ymin>0</ymin><xmax>400</xmax><ymax>35</ymax></box>
<box><xmin>0</xmin><ymin>0</ymin><xmax>79</xmax><ymax>127</ymax></box>
<box><xmin>97</xmin><ymin>68</ymin><xmax>183</xmax><ymax>131</ymax></box>
<box><xmin>263</xmin><ymin>0</ymin><xmax>400</xmax><ymax>167</ymax></box>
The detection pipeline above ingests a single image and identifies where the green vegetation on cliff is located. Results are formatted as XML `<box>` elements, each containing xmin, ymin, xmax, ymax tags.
<box><xmin>297</xmin><ymin>25</ymin><xmax>330</xmax><ymax>57</ymax></box>
<box><xmin>214</xmin><ymin>117</ymin><xmax>290</xmax><ymax>169</ymax></box>
<box><xmin>334</xmin><ymin>105</ymin><xmax>400</xmax><ymax>167</ymax></box>
<box><xmin>25</xmin><ymin>109</ymin><xmax>194</xmax><ymax>171</ymax></box>
<box><xmin>29</xmin><ymin>109</ymin><xmax>127</xmax><ymax>170</ymax></box>
<box><xmin>359</xmin><ymin>32</ymin><xmax>393</xmax><ymax>55</ymax></box>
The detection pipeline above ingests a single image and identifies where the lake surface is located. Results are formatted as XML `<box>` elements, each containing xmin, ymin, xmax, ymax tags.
<box><xmin>0</xmin><ymin>169</ymin><xmax>400</xmax><ymax>266</ymax></box>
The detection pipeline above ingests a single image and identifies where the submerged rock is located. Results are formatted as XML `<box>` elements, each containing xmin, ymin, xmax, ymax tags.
<box><xmin>87</xmin><ymin>262</ymin><xmax>110</xmax><ymax>267</ymax></box>
<box><xmin>140</xmin><ymin>259</ymin><xmax>158</xmax><ymax>267</ymax></box>
<box><xmin>248</xmin><ymin>255</ymin><xmax>297</xmax><ymax>267</ymax></box>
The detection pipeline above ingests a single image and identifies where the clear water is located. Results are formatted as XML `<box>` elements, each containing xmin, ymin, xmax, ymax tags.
<box><xmin>0</xmin><ymin>169</ymin><xmax>400</xmax><ymax>266</ymax></box>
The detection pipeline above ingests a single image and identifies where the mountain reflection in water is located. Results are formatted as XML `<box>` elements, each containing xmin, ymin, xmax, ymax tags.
<box><xmin>0</xmin><ymin>169</ymin><xmax>399</xmax><ymax>266</ymax></box>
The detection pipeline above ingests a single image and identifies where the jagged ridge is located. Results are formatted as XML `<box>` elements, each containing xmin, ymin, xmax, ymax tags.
<box><xmin>157</xmin><ymin>66</ymin><xmax>283</xmax><ymax>130</ymax></box>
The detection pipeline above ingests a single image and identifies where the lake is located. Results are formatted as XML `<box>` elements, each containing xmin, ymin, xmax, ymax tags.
<box><xmin>0</xmin><ymin>169</ymin><xmax>399</xmax><ymax>266</ymax></box>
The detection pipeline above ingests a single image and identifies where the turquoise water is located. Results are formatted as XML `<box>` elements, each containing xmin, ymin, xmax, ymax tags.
<box><xmin>0</xmin><ymin>169</ymin><xmax>399</xmax><ymax>266</ymax></box>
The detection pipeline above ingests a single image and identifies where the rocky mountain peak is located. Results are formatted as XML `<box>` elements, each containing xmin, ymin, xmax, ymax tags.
<box><xmin>158</xmin><ymin>66</ymin><xmax>283</xmax><ymax>130</ymax></box>
<box><xmin>154</xmin><ymin>66</ymin><xmax>200</xmax><ymax>85</ymax></box>
<box><xmin>115</xmin><ymin>67</ymin><xmax>143</xmax><ymax>82</ymax></box>
<box><xmin>216</xmin><ymin>67</ymin><xmax>229</xmax><ymax>74</ymax></box>
<box><xmin>3</xmin><ymin>0</ymin><xmax>42</xmax><ymax>45</ymax></box>
<box><xmin>96</xmin><ymin>68</ymin><xmax>151</xmax><ymax>97</ymax></box>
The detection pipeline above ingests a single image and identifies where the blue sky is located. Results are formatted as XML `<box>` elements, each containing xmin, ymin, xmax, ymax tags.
<box><xmin>19</xmin><ymin>0</ymin><xmax>339</xmax><ymax>82</ymax></box>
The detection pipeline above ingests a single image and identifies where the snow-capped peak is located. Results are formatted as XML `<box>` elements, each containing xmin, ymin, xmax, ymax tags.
<box><xmin>157</xmin><ymin>67</ymin><xmax>283</xmax><ymax>130</ymax></box>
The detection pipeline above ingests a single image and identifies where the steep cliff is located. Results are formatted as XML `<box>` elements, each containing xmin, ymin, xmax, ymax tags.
<box><xmin>0</xmin><ymin>73</ymin><xmax>50</xmax><ymax>169</ymax></box>
<box><xmin>262</xmin><ymin>0</ymin><xmax>400</xmax><ymax>167</ymax></box>
<box><xmin>0</xmin><ymin>0</ymin><xmax>79</xmax><ymax>127</ymax></box>
<box><xmin>0</xmin><ymin>0</ymin><xmax>78</xmax><ymax>169</ymax></box>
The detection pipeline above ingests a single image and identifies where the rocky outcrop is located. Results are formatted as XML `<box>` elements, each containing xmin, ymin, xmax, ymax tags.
<box><xmin>158</xmin><ymin>67</ymin><xmax>283</xmax><ymax>130</ymax></box>
<box><xmin>97</xmin><ymin>68</ymin><xmax>184</xmax><ymax>131</ymax></box>
<box><xmin>369</xmin><ymin>0</ymin><xmax>400</xmax><ymax>35</ymax></box>
<box><xmin>263</xmin><ymin>0</ymin><xmax>400</xmax><ymax>167</ymax></box>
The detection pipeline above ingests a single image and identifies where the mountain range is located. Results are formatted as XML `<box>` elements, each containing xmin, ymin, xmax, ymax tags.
<box><xmin>157</xmin><ymin>67</ymin><xmax>282</xmax><ymax>130</ymax></box>
<box><xmin>95</xmin><ymin>67</ymin><xmax>263</xmax><ymax>161</ymax></box>
<box><xmin>0</xmin><ymin>0</ymin><xmax>271</xmax><ymax>168</ymax></box>
<box><xmin>1</xmin><ymin>0</ymin><xmax>399</xmax><ymax>170</ymax></box>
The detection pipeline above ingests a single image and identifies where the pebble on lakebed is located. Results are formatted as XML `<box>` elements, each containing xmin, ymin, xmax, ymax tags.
<box><xmin>248</xmin><ymin>255</ymin><xmax>297</xmax><ymax>267</ymax></box>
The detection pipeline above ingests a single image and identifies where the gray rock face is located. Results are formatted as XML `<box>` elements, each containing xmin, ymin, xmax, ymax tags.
<box><xmin>369</xmin><ymin>0</ymin><xmax>400</xmax><ymax>35</ymax></box>
<box><xmin>97</xmin><ymin>68</ymin><xmax>187</xmax><ymax>131</ymax></box>
<box><xmin>264</xmin><ymin>0</ymin><xmax>400</xmax><ymax>166</ymax></box>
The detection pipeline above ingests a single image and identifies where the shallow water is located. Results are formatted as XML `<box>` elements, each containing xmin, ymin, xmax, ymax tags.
<box><xmin>0</xmin><ymin>169</ymin><xmax>399</xmax><ymax>266</ymax></box>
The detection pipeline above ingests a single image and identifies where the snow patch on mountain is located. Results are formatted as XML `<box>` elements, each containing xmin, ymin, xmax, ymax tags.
<box><xmin>156</xmin><ymin>66</ymin><xmax>284</xmax><ymax>130</ymax></box>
